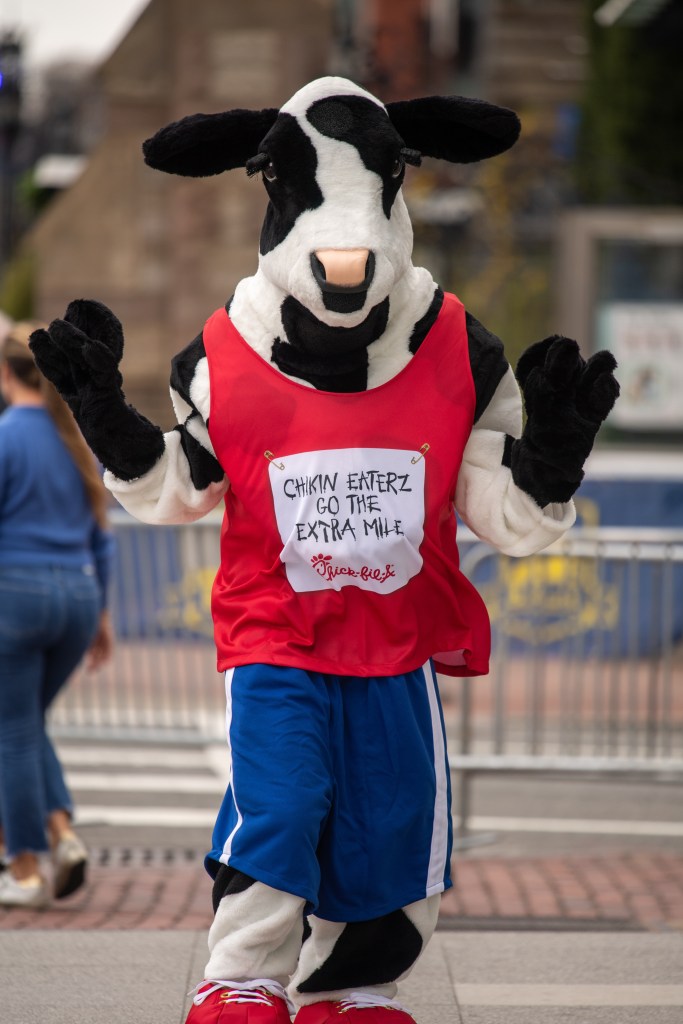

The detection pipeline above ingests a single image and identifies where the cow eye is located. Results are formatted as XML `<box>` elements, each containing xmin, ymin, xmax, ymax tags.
<box><xmin>391</xmin><ymin>156</ymin><xmax>405</xmax><ymax>178</ymax></box>
<box><xmin>263</xmin><ymin>162</ymin><xmax>277</xmax><ymax>182</ymax></box>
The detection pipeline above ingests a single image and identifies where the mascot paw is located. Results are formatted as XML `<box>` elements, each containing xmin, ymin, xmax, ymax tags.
<box><xmin>510</xmin><ymin>336</ymin><xmax>620</xmax><ymax>507</ymax></box>
<box><xmin>516</xmin><ymin>335</ymin><xmax>619</xmax><ymax>426</ymax></box>
<box><xmin>30</xmin><ymin>307</ymin><xmax>124</xmax><ymax>400</ymax></box>
<box><xmin>29</xmin><ymin>326</ymin><xmax>79</xmax><ymax>406</ymax></box>
<box><xmin>575</xmin><ymin>348</ymin><xmax>620</xmax><ymax>425</ymax></box>
<box><xmin>63</xmin><ymin>299</ymin><xmax>124</xmax><ymax>364</ymax></box>
<box><xmin>30</xmin><ymin>298</ymin><xmax>164</xmax><ymax>481</ymax></box>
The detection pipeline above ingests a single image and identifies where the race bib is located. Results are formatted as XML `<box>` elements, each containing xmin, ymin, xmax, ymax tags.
<box><xmin>269</xmin><ymin>447</ymin><xmax>426</xmax><ymax>594</ymax></box>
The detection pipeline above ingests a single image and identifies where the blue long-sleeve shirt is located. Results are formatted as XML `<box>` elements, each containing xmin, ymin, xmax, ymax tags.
<box><xmin>0</xmin><ymin>406</ymin><xmax>114</xmax><ymax>604</ymax></box>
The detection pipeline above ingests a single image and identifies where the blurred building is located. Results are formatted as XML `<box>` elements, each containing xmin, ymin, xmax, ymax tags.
<box><xmin>14</xmin><ymin>0</ymin><xmax>681</xmax><ymax>442</ymax></box>
<box><xmin>26</xmin><ymin>0</ymin><xmax>332</xmax><ymax>424</ymax></box>
<box><xmin>19</xmin><ymin>0</ymin><xmax>591</xmax><ymax>420</ymax></box>
<box><xmin>21</xmin><ymin>0</ymin><xmax>589</xmax><ymax>423</ymax></box>
<box><xmin>32</xmin><ymin>60</ymin><xmax>103</xmax><ymax>157</ymax></box>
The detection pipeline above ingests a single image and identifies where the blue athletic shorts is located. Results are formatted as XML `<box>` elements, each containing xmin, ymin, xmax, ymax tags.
<box><xmin>206</xmin><ymin>661</ymin><xmax>452</xmax><ymax>922</ymax></box>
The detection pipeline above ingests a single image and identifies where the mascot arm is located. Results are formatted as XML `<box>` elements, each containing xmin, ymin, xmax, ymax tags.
<box><xmin>30</xmin><ymin>302</ymin><xmax>227</xmax><ymax>525</ymax></box>
<box><xmin>104</xmin><ymin>333</ymin><xmax>228</xmax><ymax>524</ymax></box>
<box><xmin>455</xmin><ymin>315</ymin><xmax>577</xmax><ymax>557</ymax></box>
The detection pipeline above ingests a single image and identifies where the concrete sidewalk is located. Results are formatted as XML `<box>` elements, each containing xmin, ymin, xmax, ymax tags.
<box><xmin>1</xmin><ymin>929</ymin><xmax>682</xmax><ymax>1024</ymax></box>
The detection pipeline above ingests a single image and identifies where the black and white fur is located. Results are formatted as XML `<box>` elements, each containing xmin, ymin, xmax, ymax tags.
<box><xmin>30</xmin><ymin>76</ymin><xmax>618</xmax><ymax>1011</ymax></box>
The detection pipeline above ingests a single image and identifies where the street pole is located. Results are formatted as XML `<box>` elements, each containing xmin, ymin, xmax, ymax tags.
<box><xmin>0</xmin><ymin>33</ymin><xmax>23</xmax><ymax>278</ymax></box>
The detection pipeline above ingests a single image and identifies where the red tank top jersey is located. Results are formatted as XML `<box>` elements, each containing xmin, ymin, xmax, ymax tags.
<box><xmin>202</xmin><ymin>291</ymin><xmax>490</xmax><ymax>678</ymax></box>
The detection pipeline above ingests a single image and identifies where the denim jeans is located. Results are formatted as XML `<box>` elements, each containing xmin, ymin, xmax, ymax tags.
<box><xmin>0</xmin><ymin>565</ymin><xmax>100</xmax><ymax>857</ymax></box>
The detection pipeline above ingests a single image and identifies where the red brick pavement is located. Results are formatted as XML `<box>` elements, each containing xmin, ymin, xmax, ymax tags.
<box><xmin>441</xmin><ymin>851</ymin><xmax>683</xmax><ymax>930</ymax></box>
<box><xmin>1</xmin><ymin>850</ymin><xmax>682</xmax><ymax>932</ymax></box>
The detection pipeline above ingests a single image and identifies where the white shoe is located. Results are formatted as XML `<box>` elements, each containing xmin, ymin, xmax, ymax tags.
<box><xmin>52</xmin><ymin>833</ymin><xmax>88</xmax><ymax>899</ymax></box>
<box><xmin>0</xmin><ymin>871</ymin><xmax>50</xmax><ymax>908</ymax></box>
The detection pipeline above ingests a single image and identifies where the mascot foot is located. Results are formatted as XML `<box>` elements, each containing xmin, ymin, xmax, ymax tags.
<box><xmin>186</xmin><ymin>982</ymin><xmax>292</xmax><ymax>1024</ymax></box>
<box><xmin>294</xmin><ymin>999</ymin><xmax>416</xmax><ymax>1024</ymax></box>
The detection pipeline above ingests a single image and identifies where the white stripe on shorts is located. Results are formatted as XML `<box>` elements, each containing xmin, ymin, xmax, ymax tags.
<box><xmin>424</xmin><ymin>660</ymin><xmax>450</xmax><ymax>895</ymax></box>
<box><xmin>219</xmin><ymin>667</ymin><xmax>243</xmax><ymax>864</ymax></box>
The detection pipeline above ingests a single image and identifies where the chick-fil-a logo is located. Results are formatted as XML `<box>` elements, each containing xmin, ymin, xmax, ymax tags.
<box><xmin>311</xmin><ymin>553</ymin><xmax>396</xmax><ymax>585</ymax></box>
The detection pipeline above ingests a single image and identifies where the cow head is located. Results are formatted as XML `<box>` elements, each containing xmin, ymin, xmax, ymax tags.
<box><xmin>143</xmin><ymin>77</ymin><xmax>519</xmax><ymax>329</ymax></box>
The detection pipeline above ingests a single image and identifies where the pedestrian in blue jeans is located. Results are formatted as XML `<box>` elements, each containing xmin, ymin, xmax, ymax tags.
<box><xmin>0</xmin><ymin>323</ymin><xmax>115</xmax><ymax>908</ymax></box>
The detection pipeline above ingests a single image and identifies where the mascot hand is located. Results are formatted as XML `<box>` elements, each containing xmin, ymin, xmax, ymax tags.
<box><xmin>510</xmin><ymin>336</ymin><xmax>619</xmax><ymax>507</ymax></box>
<box><xmin>30</xmin><ymin>300</ymin><xmax>124</xmax><ymax>412</ymax></box>
<box><xmin>30</xmin><ymin>300</ymin><xmax>165</xmax><ymax>482</ymax></box>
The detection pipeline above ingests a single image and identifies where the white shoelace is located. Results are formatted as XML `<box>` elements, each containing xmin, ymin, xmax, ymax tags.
<box><xmin>189</xmin><ymin>978</ymin><xmax>295</xmax><ymax>1013</ymax></box>
<box><xmin>338</xmin><ymin>992</ymin><xmax>410</xmax><ymax>1014</ymax></box>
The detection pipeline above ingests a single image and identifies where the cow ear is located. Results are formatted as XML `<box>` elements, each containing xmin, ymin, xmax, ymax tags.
<box><xmin>143</xmin><ymin>108</ymin><xmax>279</xmax><ymax>176</ymax></box>
<box><xmin>386</xmin><ymin>96</ymin><xmax>520</xmax><ymax>164</ymax></box>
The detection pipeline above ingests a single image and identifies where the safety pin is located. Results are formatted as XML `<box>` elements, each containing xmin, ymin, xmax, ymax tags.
<box><xmin>411</xmin><ymin>443</ymin><xmax>430</xmax><ymax>464</ymax></box>
<box><xmin>264</xmin><ymin>450</ymin><xmax>285</xmax><ymax>470</ymax></box>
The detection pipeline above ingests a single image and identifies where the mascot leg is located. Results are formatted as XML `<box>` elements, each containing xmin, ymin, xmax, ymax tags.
<box><xmin>206</xmin><ymin>868</ymin><xmax>305</xmax><ymax>982</ymax></box>
<box><xmin>186</xmin><ymin>662</ymin><xmax>450</xmax><ymax>1023</ymax></box>
<box><xmin>288</xmin><ymin>895</ymin><xmax>441</xmax><ymax>1022</ymax></box>
<box><xmin>185</xmin><ymin>868</ymin><xmax>304</xmax><ymax>1022</ymax></box>
<box><xmin>186</xmin><ymin>663</ymin><xmax>333</xmax><ymax>1022</ymax></box>
<box><xmin>284</xmin><ymin>663</ymin><xmax>451</xmax><ymax>1023</ymax></box>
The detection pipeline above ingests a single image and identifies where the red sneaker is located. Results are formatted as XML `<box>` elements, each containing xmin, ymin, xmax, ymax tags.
<box><xmin>186</xmin><ymin>981</ymin><xmax>293</xmax><ymax>1023</ymax></box>
<box><xmin>294</xmin><ymin>998</ymin><xmax>415</xmax><ymax>1024</ymax></box>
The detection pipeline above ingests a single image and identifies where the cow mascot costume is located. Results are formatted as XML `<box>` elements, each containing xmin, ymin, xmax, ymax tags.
<box><xmin>31</xmin><ymin>78</ymin><xmax>618</xmax><ymax>1024</ymax></box>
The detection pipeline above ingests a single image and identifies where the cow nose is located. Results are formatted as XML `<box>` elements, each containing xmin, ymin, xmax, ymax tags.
<box><xmin>314</xmin><ymin>248</ymin><xmax>371</xmax><ymax>287</ymax></box>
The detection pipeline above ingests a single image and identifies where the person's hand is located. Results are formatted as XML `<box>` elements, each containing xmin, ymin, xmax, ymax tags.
<box><xmin>85</xmin><ymin>609</ymin><xmax>114</xmax><ymax>671</ymax></box>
